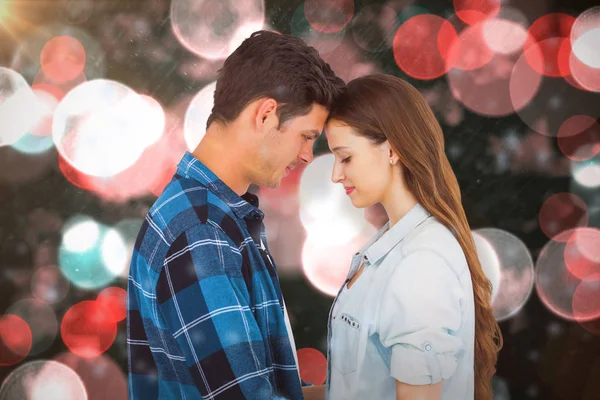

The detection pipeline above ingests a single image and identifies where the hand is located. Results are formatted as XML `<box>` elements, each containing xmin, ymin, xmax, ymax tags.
<box><xmin>302</xmin><ymin>385</ymin><xmax>326</xmax><ymax>400</ymax></box>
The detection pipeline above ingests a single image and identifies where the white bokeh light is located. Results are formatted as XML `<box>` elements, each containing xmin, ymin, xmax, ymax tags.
<box><xmin>62</xmin><ymin>217</ymin><xmax>100</xmax><ymax>253</ymax></box>
<box><xmin>0</xmin><ymin>67</ymin><xmax>49</xmax><ymax>147</ymax></box>
<box><xmin>184</xmin><ymin>81</ymin><xmax>216</xmax><ymax>151</ymax></box>
<box><xmin>52</xmin><ymin>79</ymin><xmax>153</xmax><ymax>177</ymax></box>
<box><xmin>298</xmin><ymin>154</ymin><xmax>371</xmax><ymax>246</ymax></box>
<box><xmin>472</xmin><ymin>230</ymin><xmax>501</xmax><ymax>302</ymax></box>
<box><xmin>170</xmin><ymin>0</ymin><xmax>265</xmax><ymax>60</ymax></box>
<box><xmin>101</xmin><ymin>228</ymin><xmax>129</xmax><ymax>276</ymax></box>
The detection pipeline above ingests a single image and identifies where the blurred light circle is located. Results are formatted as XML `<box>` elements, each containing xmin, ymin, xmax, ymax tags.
<box><xmin>572</xmin><ymin>279</ymin><xmax>600</xmax><ymax>322</ymax></box>
<box><xmin>304</xmin><ymin>0</ymin><xmax>354</xmax><ymax>34</ymax></box>
<box><xmin>448</xmin><ymin>45</ymin><xmax>542</xmax><ymax>117</ymax></box>
<box><xmin>97</xmin><ymin>287</ymin><xmax>127</xmax><ymax>323</ymax></box>
<box><xmin>0</xmin><ymin>360</ymin><xmax>87</xmax><ymax>400</ymax></box>
<box><xmin>524</xmin><ymin>13</ymin><xmax>575</xmax><ymax>77</ymax></box>
<box><xmin>449</xmin><ymin>22</ymin><xmax>494</xmax><ymax>71</ymax></box>
<box><xmin>579</xmin><ymin>317</ymin><xmax>600</xmax><ymax>335</ymax></box>
<box><xmin>571</xmin><ymin>155</ymin><xmax>600</xmax><ymax>188</ymax></box>
<box><xmin>350</xmin><ymin>4</ymin><xmax>397</xmax><ymax>52</ymax></box>
<box><xmin>32</xmin><ymin>69</ymin><xmax>87</xmax><ymax>101</ymax></box>
<box><xmin>557</xmin><ymin>115</ymin><xmax>600</xmax><ymax>161</ymax></box>
<box><xmin>393</xmin><ymin>14</ymin><xmax>459</xmax><ymax>80</ymax></box>
<box><xmin>297</xmin><ymin>348</ymin><xmax>327</xmax><ymax>385</ymax></box>
<box><xmin>28</xmin><ymin>88</ymin><xmax>58</xmax><ymax>138</ymax></box>
<box><xmin>31</xmin><ymin>83</ymin><xmax>64</xmax><ymax>102</ymax></box>
<box><xmin>475</xmin><ymin>229</ymin><xmax>534</xmax><ymax>321</ymax></box>
<box><xmin>11</xmin><ymin>132</ymin><xmax>55</xmax><ymax>155</ymax></box>
<box><xmin>0</xmin><ymin>67</ymin><xmax>46</xmax><ymax>147</ymax></box>
<box><xmin>535</xmin><ymin>229</ymin><xmax>584</xmax><ymax>321</ymax></box>
<box><xmin>184</xmin><ymin>81</ymin><xmax>216</xmax><ymax>151</ymax></box>
<box><xmin>0</xmin><ymin>314</ymin><xmax>32</xmax><ymax>366</ymax></box>
<box><xmin>60</xmin><ymin>301</ymin><xmax>117</xmax><ymax>359</ymax></box>
<box><xmin>6</xmin><ymin>298</ymin><xmax>58</xmax><ymax>356</ymax></box>
<box><xmin>101</xmin><ymin>228</ymin><xmax>128</xmax><ymax>277</ymax></box>
<box><xmin>40</xmin><ymin>36</ymin><xmax>86</xmax><ymax>84</ymax></box>
<box><xmin>62</xmin><ymin>216</ymin><xmax>99</xmax><ymax>253</ymax></box>
<box><xmin>538</xmin><ymin>192</ymin><xmax>588</xmax><ymax>240</ymax></box>
<box><xmin>571</xmin><ymin>28</ymin><xmax>600</xmax><ymax>68</ymax></box>
<box><xmin>302</xmin><ymin>234</ymin><xmax>369</xmax><ymax>297</ymax></box>
<box><xmin>138</xmin><ymin>95</ymin><xmax>166</xmax><ymax>147</ymax></box>
<box><xmin>59</xmin><ymin>0</ymin><xmax>95</xmax><ymax>24</ymax></box>
<box><xmin>170</xmin><ymin>0</ymin><xmax>265</xmax><ymax>60</ymax></box>
<box><xmin>298</xmin><ymin>154</ymin><xmax>372</xmax><ymax>245</ymax></box>
<box><xmin>59</xmin><ymin>216</ymin><xmax>118</xmax><ymax>289</ymax></box>
<box><xmin>31</xmin><ymin>265</ymin><xmax>70</xmax><ymax>305</ymax></box>
<box><xmin>482</xmin><ymin>18</ymin><xmax>529</xmax><ymax>54</ymax></box>
<box><xmin>529</xmin><ymin>13</ymin><xmax>575</xmax><ymax>41</ymax></box>
<box><xmin>453</xmin><ymin>0</ymin><xmax>501</xmax><ymax>25</ymax></box>
<box><xmin>112</xmin><ymin>218</ymin><xmax>144</xmax><ymax>278</ymax></box>
<box><xmin>57</xmin><ymin>153</ymin><xmax>95</xmax><ymax>191</ymax></box>
<box><xmin>10</xmin><ymin>24</ymin><xmax>106</xmax><ymax>83</ymax></box>
<box><xmin>571</xmin><ymin>6</ymin><xmax>600</xmax><ymax>68</ymax></box>
<box><xmin>564</xmin><ymin>227</ymin><xmax>600</xmax><ymax>281</ymax></box>
<box><xmin>54</xmin><ymin>352</ymin><xmax>127</xmax><ymax>400</ymax></box>
<box><xmin>52</xmin><ymin>79</ymin><xmax>150</xmax><ymax>177</ymax></box>
<box><xmin>568</xmin><ymin>40</ymin><xmax>600</xmax><ymax>92</ymax></box>
<box><xmin>291</xmin><ymin>5</ymin><xmax>346</xmax><ymax>56</ymax></box>
<box><xmin>514</xmin><ymin>59</ymin><xmax>599</xmax><ymax>137</ymax></box>
<box><xmin>472</xmin><ymin>231</ymin><xmax>501</xmax><ymax>302</ymax></box>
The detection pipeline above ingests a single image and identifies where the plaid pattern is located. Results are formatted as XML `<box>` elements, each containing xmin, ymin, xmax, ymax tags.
<box><xmin>127</xmin><ymin>152</ymin><xmax>302</xmax><ymax>399</ymax></box>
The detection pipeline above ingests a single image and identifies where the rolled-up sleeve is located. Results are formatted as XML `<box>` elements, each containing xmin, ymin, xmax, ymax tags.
<box><xmin>377</xmin><ymin>250</ymin><xmax>465</xmax><ymax>385</ymax></box>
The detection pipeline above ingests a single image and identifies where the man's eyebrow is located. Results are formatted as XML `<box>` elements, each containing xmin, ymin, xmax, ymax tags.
<box><xmin>303</xmin><ymin>130</ymin><xmax>321</xmax><ymax>139</ymax></box>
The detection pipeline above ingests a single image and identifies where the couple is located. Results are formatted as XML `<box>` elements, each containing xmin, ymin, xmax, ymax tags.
<box><xmin>127</xmin><ymin>31</ymin><xmax>502</xmax><ymax>400</ymax></box>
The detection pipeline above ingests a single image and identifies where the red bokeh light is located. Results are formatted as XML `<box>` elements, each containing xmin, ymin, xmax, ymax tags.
<box><xmin>453</xmin><ymin>0</ymin><xmax>501</xmax><ymax>25</ymax></box>
<box><xmin>393</xmin><ymin>14</ymin><xmax>459</xmax><ymax>80</ymax></box>
<box><xmin>538</xmin><ymin>193</ymin><xmax>589</xmax><ymax>241</ymax></box>
<box><xmin>304</xmin><ymin>0</ymin><xmax>354</xmax><ymax>33</ymax></box>
<box><xmin>557</xmin><ymin>115</ymin><xmax>600</xmax><ymax>161</ymax></box>
<box><xmin>97</xmin><ymin>287</ymin><xmax>127</xmax><ymax>323</ymax></box>
<box><xmin>564</xmin><ymin>228</ymin><xmax>600</xmax><ymax>281</ymax></box>
<box><xmin>40</xmin><ymin>36</ymin><xmax>87</xmax><ymax>84</ymax></box>
<box><xmin>297</xmin><ymin>348</ymin><xmax>327</xmax><ymax>385</ymax></box>
<box><xmin>0</xmin><ymin>314</ymin><xmax>32</xmax><ymax>366</ymax></box>
<box><xmin>60</xmin><ymin>301</ymin><xmax>117</xmax><ymax>359</ymax></box>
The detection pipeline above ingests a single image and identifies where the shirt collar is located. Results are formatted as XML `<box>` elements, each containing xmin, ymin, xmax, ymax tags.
<box><xmin>176</xmin><ymin>152</ymin><xmax>262</xmax><ymax>220</ymax></box>
<box><xmin>363</xmin><ymin>203</ymin><xmax>431</xmax><ymax>266</ymax></box>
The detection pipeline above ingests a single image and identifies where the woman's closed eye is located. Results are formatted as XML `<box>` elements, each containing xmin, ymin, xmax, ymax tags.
<box><xmin>341</xmin><ymin>156</ymin><xmax>352</xmax><ymax>164</ymax></box>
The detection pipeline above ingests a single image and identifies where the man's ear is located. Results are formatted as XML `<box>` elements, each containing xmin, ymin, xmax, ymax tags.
<box><xmin>254</xmin><ymin>98</ymin><xmax>279</xmax><ymax>131</ymax></box>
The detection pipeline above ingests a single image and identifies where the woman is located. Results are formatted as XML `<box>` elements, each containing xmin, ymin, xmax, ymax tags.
<box><xmin>304</xmin><ymin>74</ymin><xmax>502</xmax><ymax>400</ymax></box>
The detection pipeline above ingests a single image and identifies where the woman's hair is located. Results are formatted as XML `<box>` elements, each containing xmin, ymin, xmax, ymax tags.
<box><xmin>329</xmin><ymin>74</ymin><xmax>502</xmax><ymax>399</ymax></box>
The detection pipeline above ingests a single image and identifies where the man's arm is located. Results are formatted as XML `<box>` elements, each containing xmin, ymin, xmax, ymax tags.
<box><xmin>156</xmin><ymin>223</ymin><xmax>274</xmax><ymax>399</ymax></box>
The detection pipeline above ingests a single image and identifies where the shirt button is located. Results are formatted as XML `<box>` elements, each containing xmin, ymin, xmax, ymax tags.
<box><xmin>423</xmin><ymin>342</ymin><xmax>432</xmax><ymax>352</ymax></box>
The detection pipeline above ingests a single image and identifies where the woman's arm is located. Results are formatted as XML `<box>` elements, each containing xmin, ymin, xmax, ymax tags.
<box><xmin>396</xmin><ymin>380</ymin><xmax>442</xmax><ymax>400</ymax></box>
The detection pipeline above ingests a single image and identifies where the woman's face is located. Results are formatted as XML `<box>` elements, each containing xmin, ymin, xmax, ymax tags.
<box><xmin>325</xmin><ymin>120</ymin><xmax>395</xmax><ymax>209</ymax></box>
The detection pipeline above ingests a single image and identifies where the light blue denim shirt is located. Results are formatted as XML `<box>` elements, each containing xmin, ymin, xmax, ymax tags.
<box><xmin>326</xmin><ymin>203</ymin><xmax>475</xmax><ymax>400</ymax></box>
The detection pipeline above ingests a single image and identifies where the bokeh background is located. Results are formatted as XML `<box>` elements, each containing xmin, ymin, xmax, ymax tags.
<box><xmin>1</xmin><ymin>0</ymin><xmax>600</xmax><ymax>399</ymax></box>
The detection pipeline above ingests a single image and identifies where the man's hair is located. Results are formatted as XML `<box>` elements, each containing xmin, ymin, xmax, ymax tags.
<box><xmin>206</xmin><ymin>30</ymin><xmax>346</xmax><ymax>129</ymax></box>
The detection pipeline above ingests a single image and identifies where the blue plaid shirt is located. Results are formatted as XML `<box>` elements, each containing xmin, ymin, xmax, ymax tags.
<box><xmin>127</xmin><ymin>152</ymin><xmax>303</xmax><ymax>399</ymax></box>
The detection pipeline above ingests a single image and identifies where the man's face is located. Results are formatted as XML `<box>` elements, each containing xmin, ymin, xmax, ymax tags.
<box><xmin>252</xmin><ymin>104</ymin><xmax>329</xmax><ymax>188</ymax></box>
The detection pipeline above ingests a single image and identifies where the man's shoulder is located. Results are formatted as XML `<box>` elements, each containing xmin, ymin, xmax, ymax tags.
<box><xmin>146</xmin><ymin>175</ymin><xmax>241</xmax><ymax>245</ymax></box>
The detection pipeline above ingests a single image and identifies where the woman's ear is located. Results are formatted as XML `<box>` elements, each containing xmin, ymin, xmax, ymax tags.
<box><xmin>383</xmin><ymin>140</ymin><xmax>400</xmax><ymax>164</ymax></box>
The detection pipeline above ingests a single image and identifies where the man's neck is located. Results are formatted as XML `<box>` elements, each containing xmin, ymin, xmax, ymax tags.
<box><xmin>191</xmin><ymin>127</ymin><xmax>250</xmax><ymax>196</ymax></box>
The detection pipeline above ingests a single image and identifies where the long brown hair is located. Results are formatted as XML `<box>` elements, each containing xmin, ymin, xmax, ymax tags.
<box><xmin>329</xmin><ymin>74</ymin><xmax>502</xmax><ymax>399</ymax></box>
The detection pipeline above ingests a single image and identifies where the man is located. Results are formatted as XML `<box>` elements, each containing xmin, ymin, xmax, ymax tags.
<box><xmin>127</xmin><ymin>30</ymin><xmax>345</xmax><ymax>399</ymax></box>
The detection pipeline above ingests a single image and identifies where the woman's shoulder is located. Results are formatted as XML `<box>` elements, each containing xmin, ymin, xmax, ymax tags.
<box><xmin>399</xmin><ymin>217</ymin><xmax>468</xmax><ymax>275</ymax></box>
